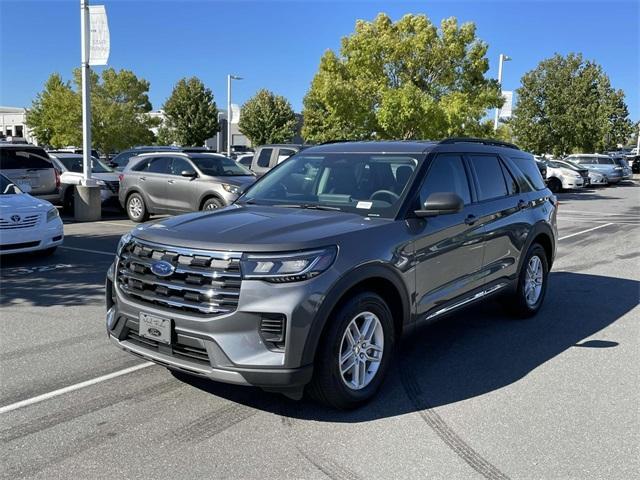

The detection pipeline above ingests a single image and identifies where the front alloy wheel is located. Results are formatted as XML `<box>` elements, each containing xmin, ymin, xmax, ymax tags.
<box><xmin>339</xmin><ymin>312</ymin><xmax>384</xmax><ymax>390</ymax></box>
<box><xmin>308</xmin><ymin>292</ymin><xmax>395</xmax><ymax>409</ymax></box>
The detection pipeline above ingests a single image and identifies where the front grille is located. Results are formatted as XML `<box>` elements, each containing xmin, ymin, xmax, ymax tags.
<box><xmin>104</xmin><ymin>180</ymin><xmax>120</xmax><ymax>193</ymax></box>
<box><xmin>116</xmin><ymin>238</ymin><xmax>242</xmax><ymax>316</ymax></box>
<box><xmin>578</xmin><ymin>170</ymin><xmax>589</xmax><ymax>179</ymax></box>
<box><xmin>0</xmin><ymin>214</ymin><xmax>40</xmax><ymax>230</ymax></box>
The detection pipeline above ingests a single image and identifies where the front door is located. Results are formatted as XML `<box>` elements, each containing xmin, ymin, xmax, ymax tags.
<box><xmin>164</xmin><ymin>157</ymin><xmax>198</xmax><ymax>212</ymax></box>
<box><xmin>142</xmin><ymin>157</ymin><xmax>172</xmax><ymax>211</ymax></box>
<box><xmin>412</xmin><ymin>154</ymin><xmax>485</xmax><ymax>320</ymax></box>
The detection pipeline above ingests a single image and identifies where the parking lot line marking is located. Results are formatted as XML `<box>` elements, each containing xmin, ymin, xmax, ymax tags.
<box><xmin>0</xmin><ymin>362</ymin><xmax>153</xmax><ymax>415</ymax></box>
<box><xmin>559</xmin><ymin>217</ymin><xmax>639</xmax><ymax>225</ymax></box>
<box><xmin>558</xmin><ymin>223</ymin><xmax>614</xmax><ymax>241</ymax></box>
<box><xmin>59</xmin><ymin>245</ymin><xmax>114</xmax><ymax>256</ymax></box>
<box><xmin>559</xmin><ymin>210</ymin><xmax>640</xmax><ymax>217</ymax></box>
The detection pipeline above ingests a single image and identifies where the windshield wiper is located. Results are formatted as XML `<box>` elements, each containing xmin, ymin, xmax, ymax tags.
<box><xmin>275</xmin><ymin>203</ymin><xmax>342</xmax><ymax>211</ymax></box>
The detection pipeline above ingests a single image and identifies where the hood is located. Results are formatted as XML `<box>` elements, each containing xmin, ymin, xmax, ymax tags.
<box><xmin>0</xmin><ymin>193</ymin><xmax>52</xmax><ymax>212</ymax></box>
<box><xmin>132</xmin><ymin>204</ymin><xmax>388</xmax><ymax>252</ymax></box>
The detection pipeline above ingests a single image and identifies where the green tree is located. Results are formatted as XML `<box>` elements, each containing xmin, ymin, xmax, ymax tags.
<box><xmin>161</xmin><ymin>77</ymin><xmax>219</xmax><ymax>146</ymax></box>
<box><xmin>302</xmin><ymin>13</ymin><xmax>503</xmax><ymax>142</ymax></box>
<box><xmin>511</xmin><ymin>53</ymin><xmax>633</xmax><ymax>156</ymax></box>
<box><xmin>238</xmin><ymin>89</ymin><xmax>297</xmax><ymax>145</ymax></box>
<box><xmin>26</xmin><ymin>68</ymin><xmax>157</xmax><ymax>153</ymax></box>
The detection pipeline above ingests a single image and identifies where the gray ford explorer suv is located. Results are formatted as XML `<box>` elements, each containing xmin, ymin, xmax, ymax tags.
<box><xmin>119</xmin><ymin>151</ymin><xmax>256</xmax><ymax>222</ymax></box>
<box><xmin>106</xmin><ymin>138</ymin><xmax>557</xmax><ymax>409</ymax></box>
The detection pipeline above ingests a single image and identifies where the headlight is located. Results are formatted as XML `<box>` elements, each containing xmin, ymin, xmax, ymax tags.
<box><xmin>46</xmin><ymin>207</ymin><xmax>59</xmax><ymax>222</ymax></box>
<box><xmin>241</xmin><ymin>246</ymin><xmax>337</xmax><ymax>282</ymax></box>
<box><xmin>221</xmin><ymin>183</ymin><xmax>241</xmax><ymax>195</ymax></box>
<box><xmin>116</xmin><ymin>232</ymin><xmax>132</xmax><ymax>256</ymax></box>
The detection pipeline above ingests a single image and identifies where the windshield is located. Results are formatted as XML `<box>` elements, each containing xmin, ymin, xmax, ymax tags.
<box><xmin>191</xmin><ymin>155</ymin><xmax>253</xmax><ymax>176</ymax></box>
<box><xmin>58</xmin><ymin>156</ymin><xmax>113</xmax><ymax>173</ymax></box>
<box><xmin>1</xmin><ymin>174</ymin><xmax>17</xmax><ymax>194</ymax></box>
<box><xmin>239</xmin><ymin>153</ymin><xmax>420</xmax><ymax>218</ymax></box>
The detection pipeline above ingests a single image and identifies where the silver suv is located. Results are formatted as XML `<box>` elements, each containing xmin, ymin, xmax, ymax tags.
<box><xmin>107</xmin><ymin>139</ymin><xmax>557</xmax><ymax>409</ymax></box>
<box><xmin>0</xmin><ymin>144</ymin><xmax>59</xmax><ymax>203</ymax></box>
<box><xmin>119</xmin><ymin>152</ymin><xmax>256</xmax><ymax>222</ymax></box>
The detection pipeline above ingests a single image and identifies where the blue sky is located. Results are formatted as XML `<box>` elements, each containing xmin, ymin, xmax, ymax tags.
<box><xmin>1</xmin><ymin>0</ymin><xmax>638</xmax><ymax>120</ymax></box>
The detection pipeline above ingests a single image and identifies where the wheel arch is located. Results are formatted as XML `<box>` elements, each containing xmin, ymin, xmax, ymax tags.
<box><xmin>517</xmin><ymin>221</ymin><xmax>556</xmax><ymax>276</ymax></box>
<box><xmin>198</xmin><ymin>192</ymin><xmax>226</xmax><ymax>210</ymax></box>
<box><xmin>300</xmin><ymin>263</ymin><xmax>411</xmax><ymax>366</ymax></box>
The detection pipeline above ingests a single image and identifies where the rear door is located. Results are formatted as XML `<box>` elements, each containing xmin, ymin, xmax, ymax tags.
<box><xmin>413</xmin><ymin>153</ymin><xmax>486</xmax><ymax>320</ymax></box>
<box><xmin>139</xmin><ymin>157</ymin><xmax>172</xmax><ymax>211</ymax></box>
<box><xmin>0</xmin><ymin>147</ymin><xmax>57</xmax><ymax>195</ymax></box>
<box><xmin>467</xmin><ymin>153</ymin><xmax>531</xmax><ymax>288</ymax></box>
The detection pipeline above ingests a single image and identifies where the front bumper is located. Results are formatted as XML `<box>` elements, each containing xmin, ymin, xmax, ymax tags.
<box><xmin>105</xmin><ymin>261</ymin><xmax>336</xmax><ymax>389</ymax></box>
<box><xmin>0</xmin><ymin>219</ymin><xmax>63</xmax><ymax>254</ymax></box>
<box><xmin>561</xmin><ymin>177</ymin><xmax>584</xmax><ymax>189</ymax></box>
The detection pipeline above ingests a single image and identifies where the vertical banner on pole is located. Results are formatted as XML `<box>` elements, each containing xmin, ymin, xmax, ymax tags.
<box><xmin>88</xmin><ymin>5</ymin><xmax>110</xmax><ymax>66</ymax></box>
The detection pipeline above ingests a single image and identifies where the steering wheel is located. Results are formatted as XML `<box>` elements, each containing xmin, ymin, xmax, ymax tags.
<box><xmin>370</xmin><ymin>189</ymin><xmax>399</xmax><ymax>204</ymax></box>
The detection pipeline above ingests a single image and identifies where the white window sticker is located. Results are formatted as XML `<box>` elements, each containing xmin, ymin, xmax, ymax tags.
<box><xmin>356</xmin><ymin>201</ymin><xmax>373</xmax><ymax>209</ymax></box>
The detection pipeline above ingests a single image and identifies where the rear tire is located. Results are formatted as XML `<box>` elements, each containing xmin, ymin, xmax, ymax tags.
<box><xmin>202</xmin><ymin>197</ymin><xmax>225</xmax><ymax>211</ymax></box>
<box><xmin>508</xmin><ymin>243</ymin><xmax>549</xmax><ymax>318</ymax></box>
<box><xmin>126</xmin><ymin>193</ymin><xmax>149</xmax><ymax>222</ymax></box>
<box><xmin>308</xmin><ymin>292</ymin><xmax>395</xmax><ymax>410</ymax></box>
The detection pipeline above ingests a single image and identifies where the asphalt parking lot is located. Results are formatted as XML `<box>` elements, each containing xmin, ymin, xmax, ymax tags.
<box><xmin>1</xmin><ymin>181</ymin><xmax>639</xmax><ymax>480</ymax></box>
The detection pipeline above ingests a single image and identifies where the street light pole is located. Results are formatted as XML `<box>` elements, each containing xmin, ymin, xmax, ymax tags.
<box><xmin>226</xmin><ymin>74</ymin><xmax>242</xmax><ymax>156</ymax></box>
<box><xmin>80</xmin><ymin>0</ymin><xmax>92</xmax><ymax>183</ymax></box>
<box><xmin>494</xmin><ymin>53</ymin><xmax>511</xmax><ymax>131</ymax></box>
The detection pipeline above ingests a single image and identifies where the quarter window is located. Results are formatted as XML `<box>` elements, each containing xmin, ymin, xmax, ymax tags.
<box><xmin>469</xmin><ymin>155</ymin><xmax>508</xmax><ymax>201</ymax></box>
<box><xmin>419</xmin><ymin>154</ymin><xmax>471</xmax><ymax>205</ymax></box>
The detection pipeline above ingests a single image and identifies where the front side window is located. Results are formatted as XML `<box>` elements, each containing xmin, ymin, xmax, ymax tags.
<box><xmin>191</xmin><ymin>155</ymin><xmax>252</xmax><ymax>176</ymax></box>
<box><xmin>256</xmin><ymin>148</ymin><xmax>273</xmax><ymax>168</ymax></box>
<box><xmin>240</xmin><ymin>153</ymin><xmax>420</xmax><ymax>218</ymax></box>
<box><xmin>170</xmin><ymin>157</ymin><xmax>193</xmax><ymax>175</ymax></box>
<box><xmin>419</xmin><ymin>154</ymin><xmax>471</xmax><ymax>206</ymax></box>
<box><xmin>469</xmin><ymin>155</ymin><xmax>509</xmax><ymax>201</ymax></box>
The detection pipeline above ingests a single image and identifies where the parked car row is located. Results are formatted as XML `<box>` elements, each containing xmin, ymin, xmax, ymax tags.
<box><xmin>535</xmin><ymin>153</ymin><xmax>632</xmax><ymax>193</ymax></box>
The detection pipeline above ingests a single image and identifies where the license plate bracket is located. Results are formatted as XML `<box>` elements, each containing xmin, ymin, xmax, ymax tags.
<box><xmin>138</xmin><ymin>312</ymin><xmax>172</xmax><ymax>344</ymax></box>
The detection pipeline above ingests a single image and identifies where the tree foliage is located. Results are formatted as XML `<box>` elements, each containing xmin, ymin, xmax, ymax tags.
<box><xmin>238</xmin><ymin>89</ymin><xmax>297</xmax><ymax>145</ymax></box>
<box><xmin>160</xmin><ymin>77</ymin><xmax>219</xmax><ymax>147</ymax></box>
<box><xmin>302</xmin><ymin>13</ymin><xmax>503</xmax><ymax>142</ymax></box>
<box><xmin>511</xmin><ymin>53</ymin><xmax>633</xmax><ymax>156</ymax></box>
<box><xmin>26</xmin><ymin>69</ymin><xmax>157</xmax><ymax>153</ymax></box>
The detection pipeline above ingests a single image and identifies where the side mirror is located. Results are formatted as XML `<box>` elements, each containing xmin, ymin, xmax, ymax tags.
<box><xmin>180</xmin><ymin>169</ymin><xmax>197</xmax><ymax>178</ymax></box>
<box><xmin>415</xmin><ymin>192</ymin><xmax>463</xmax><ymax>217</ymax></box>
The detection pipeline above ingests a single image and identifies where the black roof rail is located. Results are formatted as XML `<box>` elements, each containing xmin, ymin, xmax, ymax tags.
<box><xmin>439</xmin><ymin>137</ymin><xmax>520</xmax><ymax>150</ymax></box>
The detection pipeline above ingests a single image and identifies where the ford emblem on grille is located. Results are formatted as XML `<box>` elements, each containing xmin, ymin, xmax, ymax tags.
<box><xmin>150</xmin><ymin>260</ymin><xmax>175</xmax><ymax>277</ymax></box>
<box><xmin>10</xmin><ymin>215</ymin><xmax>21</xmax><ymax>223</ymax></box>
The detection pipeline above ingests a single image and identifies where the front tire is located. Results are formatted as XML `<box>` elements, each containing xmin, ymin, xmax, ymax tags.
<box><xmin>509</xmin><ymin>243</ymin><xmax>549</xmax><ymax>318</ymax></box>
<box><xmin>308</xmin><ymin>292</ymin><xmax>395</xmax><ymax>409</ymax></box>
<box><xmin>126</xmin><ymin>193</ymin><xmax>149</xmax><ymax>223</ymax></box>
<box><xmin>202</xmin><ymin>197</ymin><xmax>225</xmax><ymax>211</ymax></box>
<box><xmin>548</xmin><ymin>177</ymin><xmax>562</xmax><ymax>193</ymax></box>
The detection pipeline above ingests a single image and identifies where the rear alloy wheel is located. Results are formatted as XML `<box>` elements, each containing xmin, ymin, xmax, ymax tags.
<box><xmin>126</xmin><ymin>193</ymin><xmax>149</xmax><ymax>222</ymax></box>
<box><xmin>509</xmin><ymin>243</ymin><xmax>549</xmax><ymax>318</ymax></box>
<box><xmin>202</xmin><ymin>197</ymin><xmax>224</xmax><ymax>211</ymax></box>
<box><xmin>308</xmin><ymin>292</ymin><xmax>395</xmax><ymax>409</ymax></box>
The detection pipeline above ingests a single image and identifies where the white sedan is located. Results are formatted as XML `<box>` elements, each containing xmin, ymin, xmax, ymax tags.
<box><xmin>0</xmin><ymin>173</ymin><xmax>63</xmax><ymax>256</ymax></box>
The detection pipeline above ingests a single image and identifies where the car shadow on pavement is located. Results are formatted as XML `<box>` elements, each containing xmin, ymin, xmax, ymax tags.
<box><xmin>557</xmin><ymin>189</ymin><xmax>622</xmax><ymax>201</ymax></box>
<box><xmin>0</xmin><ymin>233</ymin><xmax>119</xmax><ymax>307</ymax></box>
<box><xmin>173</xmin><ymin>271</ymin><xmax>639</xmax><ymax>422</ymax></box>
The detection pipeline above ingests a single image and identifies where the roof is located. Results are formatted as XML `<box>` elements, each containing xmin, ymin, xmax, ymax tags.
<box><xmin>301</xmin><ymin>138</ymin><xmax>520</xmax><ymax>155</ymax></box>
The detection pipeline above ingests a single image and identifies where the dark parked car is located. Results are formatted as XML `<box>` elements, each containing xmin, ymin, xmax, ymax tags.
<box><xmin>107</xmin><ymin>138</ymin><xmax>557</xmax><ymax>409</ymax></box>
<box><xmin>119</xmin><ymin>151</ymin><xmax>255</xmax><ymax>222</ymax></box>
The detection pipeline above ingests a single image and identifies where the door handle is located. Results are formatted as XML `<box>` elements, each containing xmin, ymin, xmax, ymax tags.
<box><xmin>464</xmin><ymin>214</ymin><xmax>477</xmax><ymax>225</ymax></box>
<box><xmin>517</xmin><ymin>200</ymin><xmax>528</xmax><ymax>210</ymax></box>
<box><xmin>139</xmin><ymin>176</ymin><xmax>146</xmax><ymax>181</ymax></box>
<box><xmin>168</xmin><ymin>179</ymin><xmax>175</xmax><ymax>184</ymax></box>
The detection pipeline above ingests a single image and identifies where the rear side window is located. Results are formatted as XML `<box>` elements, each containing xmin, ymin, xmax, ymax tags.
<box><xmin>469</xmin><ymin>155</ymin><xmax>508</xmax><ymax>201</ymax></box>
<box><xmin>509</xmin><ymin>155</ymin><xmax>545</xmax><ymax>191</ymax></box>
<box><xmin>256</xmin><ymin>148</ymin><xmax>273</xmax><ymax>168</ymax></box>
<box><xmin>419</xmin><ymin>154</ymin><xmax>471</xmax><ymax>205</ymax></box>
<box><xmin>277</xmin><ymin>148</ymin><xmax>296</xmax><ymax>163</ymax></box>
<box><xmin>0</xmin><ymin>148</ymin><xmax>52</xmax><ymax>169</ymax></box>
